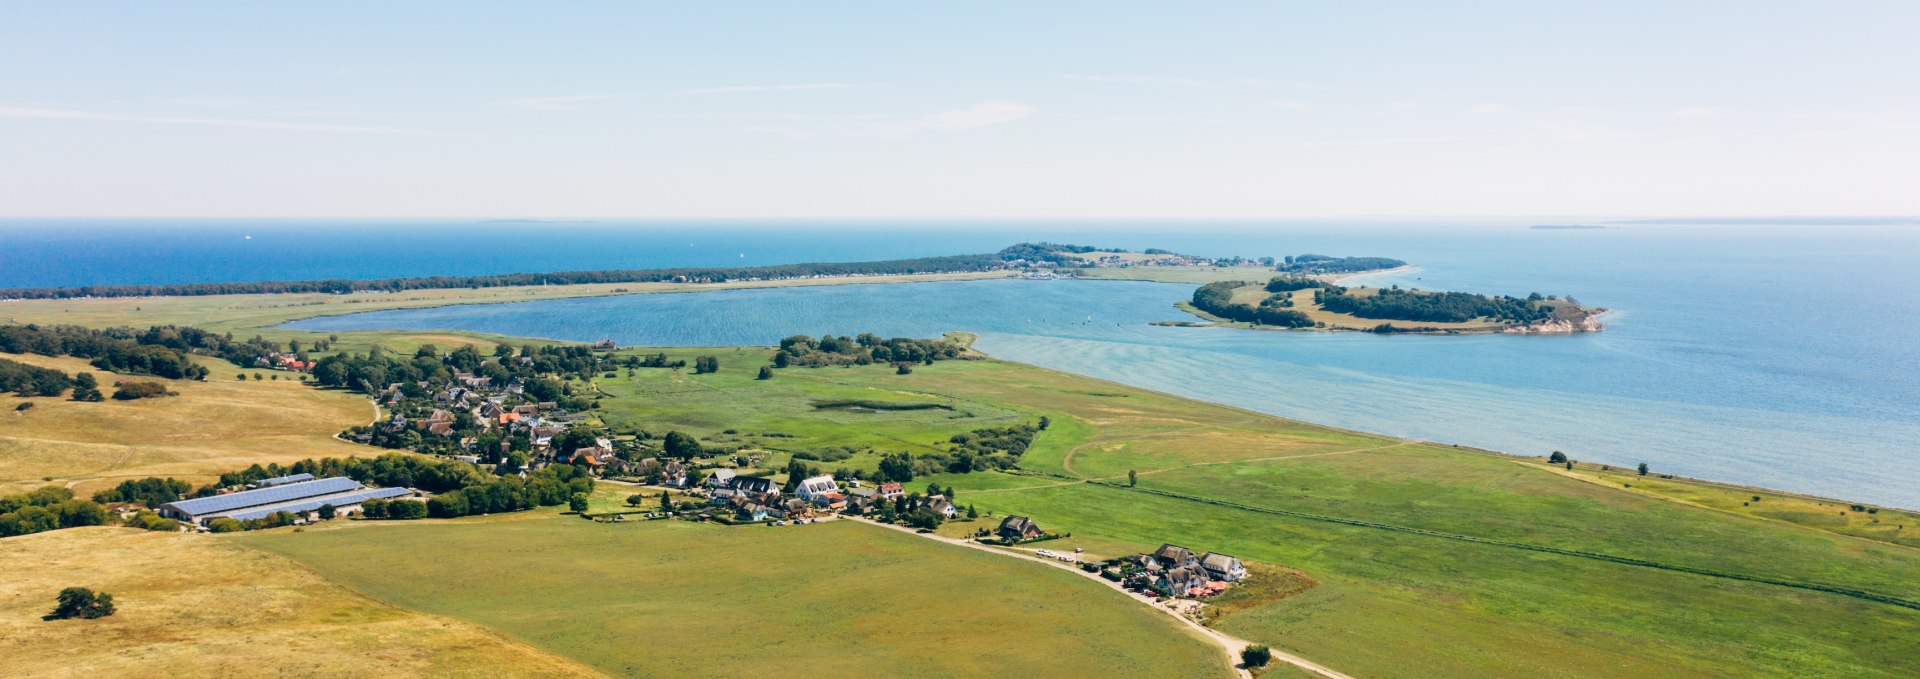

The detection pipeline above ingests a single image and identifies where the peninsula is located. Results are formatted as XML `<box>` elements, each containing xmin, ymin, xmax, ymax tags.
<box><xmin>1179</xmin><ymin>275</ymin><xmax>1605</xmax><ymax>334</ymax></box>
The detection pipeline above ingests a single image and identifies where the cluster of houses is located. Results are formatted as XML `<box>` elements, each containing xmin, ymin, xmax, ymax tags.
<box><xmin>363</xmin><ymin>373</ymin><xmax>602</xmax><ymax>462</ymax></box>
<box><xmin>258</xmin><ymin>351</ymin><xmax>313</xmax><ymax>372</ymax></box>
<box><xmin>1116</xmin><ymin>543</ymin><xmax>1248</xmax><ymax>597</ymax></box>
<box><xmin>696</xmin><ymin>472</ymin><xmax>966</xmax><ymax>524</ymax></box>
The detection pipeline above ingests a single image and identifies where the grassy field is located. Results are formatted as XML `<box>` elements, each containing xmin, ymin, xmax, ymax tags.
<box><xmin>590</xmin><ymin>347</ymin><xmax>1033</xmax><ymax>472</ymax></box>
<box><xmin>10</xmin><ymin>279</ymin><xmax>1920</xmax><ymax>678</ymax></box>
<box><xmin>0</xmin><ymin>352</ymin><xmax>374</xmax><ymax>496</ymax></box>
<box><xmin>0</xmin><ymin>526</ymin><xmax>602</xmax><ymax>678</ymax></box>
<box><xmin>236</xmin><ymin>514</ymin><xmax>1229</xmax><ymax>678</ymax></box>
<box><xmin>717</xmin><ymin>358</ymin><xmax>1920</xmax><ymax>678</ymax></box>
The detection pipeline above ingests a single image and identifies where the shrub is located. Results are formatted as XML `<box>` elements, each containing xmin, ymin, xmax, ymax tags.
<box><xmin>207</xmin><ymin>518</ymin><xmax>244</xmax><ymax>533</ymax></box>
<box><xmin>15</xmin><ymin>402</ymin><xmax>31</xmax><ymax>412</ymax></box>
<box><xmin>1240</xmin><ymin>645</ymin><xmax>1272</xmax><ymax>668</ymax></box>
<box><xmin>49</xmin><ymin>587</ymin><xmax>116</xmax><ymax>620</ymax></box>
<box><xmin>112</xmin><ymin>381</ymin><xmax>176</xmax><ymax>400</ymax></box>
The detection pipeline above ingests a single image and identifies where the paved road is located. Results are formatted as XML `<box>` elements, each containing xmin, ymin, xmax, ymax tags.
<box><xmin>850</xmin><ymin>517</ymin><xmax>1353</xmax><ymax>679</ymax></box>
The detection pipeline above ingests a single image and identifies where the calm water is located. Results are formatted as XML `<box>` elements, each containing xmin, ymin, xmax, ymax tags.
<box><xmin>270</xmin><ymin>222</ymin><xmax>1920</xmax><ymax>508</ymax></box>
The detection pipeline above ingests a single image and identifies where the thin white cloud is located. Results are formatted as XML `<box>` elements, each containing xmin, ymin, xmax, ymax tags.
<box><xmin>1672</xmin><ymin>106</ymin><xmax>1720</xmax><ymax>120</ymax></box>
<box><xmin>1304</xmin><ymin>135</ymin><xmax>1472</xmax><ymax>148</ymax></box>
<box><xmin>674</xmin><ymin>83</ymin><xmax>878</xmax><ymax>96</ymax></box>
<box><xmin>491</xmin><ymin>95</ymin><xmax>615</xmax><ymax>111</ymax></box>
<box><xmin>866</xmin><ymin>101</ymin><xmax>1033</xmax><ymax>137</ymax></box>
<box><xmin>1055</xmin><ymin>74</ymin><xmax>1210</xmax><ymax>88</ymax></box>
<box><xmin>0</xmin><ymin>105</ymin><xmax>443</xmax><ymax>135</ymax></box>
<box><xmin>1531</xmin><ymin>120</ymin><xmax>1644</xmax><ymax>144</ymax></box>
<box><xmin>753</xmin><ymin>101</ymin><xmax>1034</xmax><ymax>139</ymax></box>
<box><xmin>1469</xmin><ymin>103</ymin><xmax>1509</xmax><ymax>114</ymax></box>
<box><xmin>1273</xmin><ymin>100</ymin><xmax>1311</xmax><ymax>111</ymax></box>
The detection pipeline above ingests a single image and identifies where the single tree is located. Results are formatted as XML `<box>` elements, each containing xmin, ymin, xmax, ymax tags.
<box><xmin>316</xmin><ymin>503</ymin><xmax>336</xmax><ymax>520</ymax></box>
<box><xmin>626</xmin><ymin>493</ymin><xmax>646</xmax><ymax>506</ymax></box>
<box><xmin>659</xmin><ymin>491</ymin><xmax>672</xmax><ymax>514</ymax></box>
<box><xmin>895</xmin><ymin>363</ymin><xmax>913</xmax><ymax>375</ymax></box>
<box><xmin>1637</xmin><ymin>462</ymin><xmax>1650</xmax><ymax>476</ymax></box>
<box><xmin>757</xmin><ymin>365</ymin><xmax>773</xmax><ymax>380</ymax></box>
<box><xmin>568</xmin><ymin>492</ymin><xmax>589</xmax><ymax>513</ymax></box>
<box><xmin>1128</xmin><ymin>469</ymin><xmax>1138</xmax><ymax>487</ymax></box>
<box><xmin>49</xmin><ymin>587</ymin><xmax>116</xmax><ymax>620</ymax></box>
<box><xmin>1548</xmin><ymin>451</ymin><xmax>1568</xmax><ymax>464</ymax></box>
<box><xmin>1240</xmin><ymin>645</ymin><xmax>1272</xmax><ymax>668</ymax></box>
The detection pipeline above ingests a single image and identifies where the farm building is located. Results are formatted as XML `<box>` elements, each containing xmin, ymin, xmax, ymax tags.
<box><xmin>159</xmin><ymin>477</ymin><xmax>412</xmax><ymax>526</ymax></box>
<box><xmin>254</xmin><ymin>472</ymin><xmax>316</xmax><ymax>487</ymax></box>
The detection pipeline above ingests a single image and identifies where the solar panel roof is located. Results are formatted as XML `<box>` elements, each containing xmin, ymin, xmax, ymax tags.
<box><xmin>216</xmin><ymin>487</ymin><xmax>413</xmax><ymax>522</ymax></box>
<box><xmin>257</xmin><ymin>473</ymin><xmax>316</xmax><ymax>487</ymax></box>
<box><xmin>163</xmin><ymin>477</ymin><xmax>364</xmax><ymax>516</ymax></box>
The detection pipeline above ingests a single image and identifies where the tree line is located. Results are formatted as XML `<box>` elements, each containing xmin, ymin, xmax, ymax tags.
<box><xmin>773</xmin><ymin>333</ymin><xmax>965</xmax><ymax>368</ymax></box>
<box><xmin>1316</xmin><ymin>285</ymin><xmax>1552</xmax><ymax>324</ymax></box>
<box><xmin>1274</xmin><ymin>254</ymin><xmax>1406</xmax><ymax>274</ymax></box>
<box><xmin>0</xmin><ymin>251</ymin><xmax>1037</xmax><ymax>300</ymax></box>
<box><xmin>0</xmin><ymin>323</ymin><xmax>288</xmax><ymax>380</ymax></box>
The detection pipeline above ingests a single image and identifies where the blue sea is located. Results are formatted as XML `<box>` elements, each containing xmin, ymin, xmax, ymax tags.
<box><xmin>7</xmin><ymin>219</ymin><xmax>1919</xmax><ymax>507</ymax></box>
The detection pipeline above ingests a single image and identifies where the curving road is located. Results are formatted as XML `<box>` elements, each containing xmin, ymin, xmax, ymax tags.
<box><xmin>849</xmin><ymin>517</ymin><xmax>1353</xmax><ymax>679</ymax></box>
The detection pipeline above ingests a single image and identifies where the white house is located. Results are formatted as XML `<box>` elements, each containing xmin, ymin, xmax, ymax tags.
<box><xmin>795</xmin><ymin>475</ymin><xmax>839</xmax><ymax>503</ymax></box>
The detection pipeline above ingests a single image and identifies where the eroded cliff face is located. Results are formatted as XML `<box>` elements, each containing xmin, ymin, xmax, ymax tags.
<box><xmin>1502</xmin><ymin>315</ymin><xmax>1606</xmax><ymax>334</ymax></box>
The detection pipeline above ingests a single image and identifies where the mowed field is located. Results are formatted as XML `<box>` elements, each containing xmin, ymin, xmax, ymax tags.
<box><xmin>235</xmin><ymin>514</ymin><xmax>1229</xmax><ymax>678</ymax></box>
<box><xmin>0</xmin><ymin>353</ymin><xmax>374</xmax><ymax>496</ymax></box>
<box><xmin>591</xmin><ymin>347</ymin><xmax>1031</xmax><ymax>470</ymax></box>
<box><xmin>0</xmin><ymin>526</ymin><xmax>602</xmax><ymax>679</ymax></box>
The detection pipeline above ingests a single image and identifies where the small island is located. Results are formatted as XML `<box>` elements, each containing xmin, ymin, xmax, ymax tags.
<box><xmin>1178</xmin><ymin>275</ymin><xmax>1605</xmax><ymax>334</ymax></box>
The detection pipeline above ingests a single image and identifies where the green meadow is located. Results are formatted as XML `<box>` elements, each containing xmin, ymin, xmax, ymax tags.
<box><xmin>236</xmin><ymin>515</ymin><xmax>1227</xmax><ymax>678</ymax></box>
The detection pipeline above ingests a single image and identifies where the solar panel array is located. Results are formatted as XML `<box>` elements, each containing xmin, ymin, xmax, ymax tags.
<box><xmin>257</xmin><ymin>472</ymin><xmax>317</xmax><ymax>487</ymax></box>
<box><xmin>217</xmin><ymin>487</ymin><xmax>414</xmax><ymax>522</ymax></box>
<box><xmin>163</xmin><ymin>477</ymin><xmax>365</xmax><ymax>516</ymax></box>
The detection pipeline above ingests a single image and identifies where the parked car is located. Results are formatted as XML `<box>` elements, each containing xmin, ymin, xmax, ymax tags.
<box><xmin>1036</xmin><ymin>549</ymin><xmax>1055</xmax><ymax>558</ymax></box>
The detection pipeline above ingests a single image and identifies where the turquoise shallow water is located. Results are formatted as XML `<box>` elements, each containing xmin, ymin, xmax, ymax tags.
<box><xmin>281</xmin><ymin>222</ymin><xmax>1920</xmax><ymax>508</ymax></box>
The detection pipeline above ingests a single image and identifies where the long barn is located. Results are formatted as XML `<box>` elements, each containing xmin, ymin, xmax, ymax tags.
<box><xmin>159</xmin><ymin>477</ymin><xmax>412</xmax><ymax>526</ymax></box>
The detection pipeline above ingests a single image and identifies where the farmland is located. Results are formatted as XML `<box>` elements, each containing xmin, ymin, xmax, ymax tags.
<box><xmin>0</xmin><ymin>526</ymin><xmax>601</xmax><ymax>678</ymax></box>
<box><xmin>236</xmin><ymin>514</ymin><xmax>1228</xmax><ymax>677</ymax></box>
<box><xmin>0</xmin><ymin>352</ymin><xmax>372</xmax><ymax>496</ymax></box>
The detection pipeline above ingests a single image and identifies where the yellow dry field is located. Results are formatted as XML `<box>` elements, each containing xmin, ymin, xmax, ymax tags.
<box><xmin>0</xmin><ymin>527</ymin><xmax>603</xmax><ymax>679</ymax></box>
<box><xmin>0</xmin><ymin>353</ymin><xmax>374</xmax><ymax>496</ymax></box>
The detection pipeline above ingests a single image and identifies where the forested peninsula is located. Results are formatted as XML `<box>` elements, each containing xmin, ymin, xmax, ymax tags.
<box><xmin>1185</xmin><ymin>276</ymin><xmax>1605</xmax><ymax>335</ymax></box>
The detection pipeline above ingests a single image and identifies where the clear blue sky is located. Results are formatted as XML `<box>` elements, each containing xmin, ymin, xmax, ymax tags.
<box><xmin>2</xmin><ymin>1</ymin><xmax>1916</xmax><ymax>218</ymax></box>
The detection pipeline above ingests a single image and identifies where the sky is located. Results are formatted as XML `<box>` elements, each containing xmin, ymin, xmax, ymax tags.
<box><xmin>2</xmin><ymin>1</ymin><xmax>1917</xmax><ymax>219</ymax></box>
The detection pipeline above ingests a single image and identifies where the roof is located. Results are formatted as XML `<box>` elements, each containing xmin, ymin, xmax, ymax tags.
<box><xmin>257</xmin><ymin>473</ymin><xmax>316</xmax><ymax>487</ymax></box>
<box><xmin>729</xmin><ymin>476</ymin><xmax>778</xmax><ymax>494</ymax></box>
<box><xmin>216</xmin><ymin>487</ymin><xmax>413</xmax><ymax>522</ymax></box>
<box><xmin>999</xmin><ymin>515</ymin><xmax>1037</xmax><ymax>533</ymax></box>
<box><xmin>1200</xmin><ymin>552</ymin><xmax>1241</xmax><ymax>570</ymax></box>
<box><xmin>1154</xmin><ymin>543</ymin><xmax>1196</xmax><ymax>563</ymax></box>
<box><xmin>164</xmin><ymin>477</ymin><xmax>365</xmax><ymax>517</ymax></box>
<box><xmin>797</xmin><ymin>476</ymin><xmax>838</xmax><ymax>494</ymax></box>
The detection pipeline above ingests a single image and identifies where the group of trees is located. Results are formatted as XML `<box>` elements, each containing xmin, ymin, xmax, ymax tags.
<box><xmin>0</xmin><ymin>323</ymin><xmax>247</xmax><ymax>380</ymax></box>
<box><xmin>425</xmin><ymin>463</ymin><xmax>595</xmax><ymax>518</ymax></box>
<box><xmin>92</xmin><ymin>477</ymin><xmax>194</xmax><ymax>507</ymax></box>
<box><xmin>360</xmin><ymin>497</ymin><xmax>429</xmax><ymax>519</ymax></box>
<box><xmin>1274</xmin><ymin>254</ymin><xmax>1405</xmax><ymax>274</ymax></box>
<box><xmin>0</xmin><ymin>358</ymin><xmax>73</xmax><ymax>397</ymax></box>
<box><xmin>774</xmin><ymin>333</ymin><xmax>966</xmax><ymax>369</ymax></box>
<box><xmin>0</xmin><ymin>486</ymin><xmax>109</xmax><ymax>538</ymax></box>
<box><xmin>1190</xmin><ymin>282</ymin><xmax>1315</xmax><ymax>328</ymax></box>
<box><xmin>110</xmin><ymin>381</ymin><xmax>175</xmax><ymax>400</ymax></box>
<box><xmin>1263</xmin><ymin>275</ymin><xmax>1326</xmax><ymax>293</ymax></box>
<box><xmin>693</xmin><ymin>356</ymin><xmax>720</xmax><ymax>374</ymax></box>
<box><xmin>1316</xmin><ymin>286</ymin><xmax>1552</xmax><ymax>324</ymax></box>
<box><xmin>943</xmin><ymin>423</ymin><xmax>1041</xmax><ymax>472</ymax></box>
<box><xmin>49</xmin><ymin>587</ymin><xmax>116</xmax><ymax>620</ymax></box>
